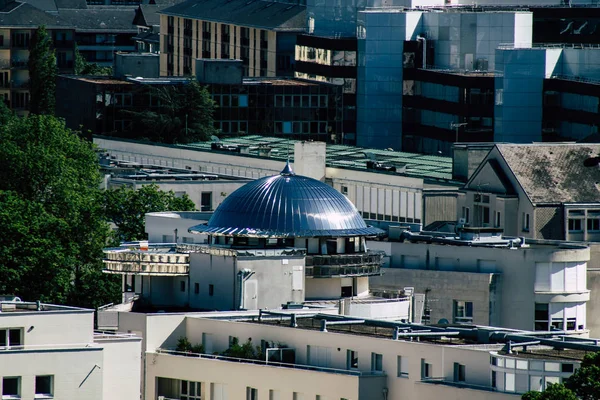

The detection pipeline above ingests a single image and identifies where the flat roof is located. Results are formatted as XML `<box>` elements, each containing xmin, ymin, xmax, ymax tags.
<box><xmin>0</xmin><ymin>301</ymin><xmax>91</xmax><ymax>313</ymax></box>
<box><xmin>181</xmin><ymin>135</ymin><xmax>455</xmax><ymax>182</ymax></box>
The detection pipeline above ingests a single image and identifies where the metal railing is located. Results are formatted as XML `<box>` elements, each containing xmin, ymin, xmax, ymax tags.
<box><xmin>420</xmin><ymin>377</ymin><xmax>498</xmax><ymax>393</ymax></box>
<box><xmin>305</xmin><ymin>251</ymin><xmax>383</xmax><ymax>277</ymax></box>
<box><xmin>155</xmin><ymin>348</ymin><xmax>385</xmax><ymax>377</ymax></box>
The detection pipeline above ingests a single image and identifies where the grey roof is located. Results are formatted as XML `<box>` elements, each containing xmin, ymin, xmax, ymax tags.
<box><xmin>160</xmin><ymin>0</ymin><xmax>306</xmax><ymax>31</ymax></box>
<box><xmin>135</xmin><ymin>4</ymin><xmax>160</xmax><ymax>26</ymax></box>
<box><xmin>189</xmin><ymin>163</ymin><xmax>384</xmax><ymax>238</ymax></box>
<box><xmin>0</xmin><ymin>2</ymin><xmax>65</xmax><ymax>27</ymax></box>
<box><xmin>497</xmin><ymin>144</ymin><xmax>600</xmax><ymax>204</ymax></box>
<box><xmin>59</xmin><ymin>7</ymin><xmax>137</xmax><ymax>32</ymax></box>
<box><xmin>55</xmin><ymin>0</ymin><xmax>87</xmax><ymax>9</ymax></box>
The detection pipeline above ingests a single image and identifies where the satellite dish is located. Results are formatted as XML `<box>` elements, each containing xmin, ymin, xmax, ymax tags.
<box><xmin>438</xmin><ymin>318</ymin><xmax>449</xmax><ymax>325</ymax></box>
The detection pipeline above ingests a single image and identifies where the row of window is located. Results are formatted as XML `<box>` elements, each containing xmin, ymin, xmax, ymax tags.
<box><xmin>2</xmin><ymin>376</ymin><xmax>53</xmax><ymax>399</ymax></box>
<box><xmin>567</xmin><ymin>209</ymin><xmax>600</xmax><ymax>233</ymax></box>
<box><xmin>162</xmin><ymin>378</ymin><xmax>349</xmax><ymax>400</ymax></box>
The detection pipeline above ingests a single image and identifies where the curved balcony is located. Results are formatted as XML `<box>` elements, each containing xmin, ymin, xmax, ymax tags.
<box><xmin>305</xmin><ymin>250</ymin><xmax>383</xmax><ymax>278</ymax></box>
<box><xmin>103</xmin><ymin>247</ymin><xmax>189</xmax><ymax>276</ymax></box>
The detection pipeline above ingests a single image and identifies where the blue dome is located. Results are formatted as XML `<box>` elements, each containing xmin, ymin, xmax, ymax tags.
<box><xmin>189</xmin><ymin>164</ymin><xmax>384</xmax><ymax>238</ymax></box>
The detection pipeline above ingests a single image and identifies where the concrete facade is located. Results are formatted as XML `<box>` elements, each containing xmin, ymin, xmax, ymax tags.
<box><xmin>0</xmin><ymin>302</ymin><xmax>141</xmax><ymax>400</ymax></box>
<box><xmin>109</xmin><ymin>310</ymin><xmax>592</xmax><ymax>399</ymax></box>
<box><xmin>369</xmin><ymin>238</ymin><xmax>590</xmax><ymax>333</ymax></box>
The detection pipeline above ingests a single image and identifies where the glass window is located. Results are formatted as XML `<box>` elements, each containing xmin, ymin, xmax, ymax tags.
<box><xmin>2</xmin><ymin>377</ymin><xmax>20</xmax><ymax>398</ymax></box>
<box><xmin>569</xmin><ymin>218</ymin><xmax>583</xmax><ymax>232</ymax></box>
<box><xmin>587</xmin><ymin>218</ymin><xmax>600</xmax><ymax>232</ymax></box>
<box><xmin>347</xmin><ymin>350</ymin><xmax>358</xmax><ymax>369</ymax></box>
<box><xmin>516</xmin><ymin>360</ymin><xmax>528</xmax><ymax>370</ymax></box>
<box><xmin>505</xmin><ymin>358</ymin><xmax>516</xmax><ymax>369</ymax></box>
<box><xmin>453</xmin><ymin>300</ymin><xmax>473</xmax><ymax>323</ymax></box>
<box><xmin>545</xmin><ymin>362</ymin><xmax>560</xmax><ymax>372</ymax></box>
<box><xmin>239</xmin><ymin>94</ymin><xmax>248</xmax><ymax>107</ymax></box>
<box><xmin>35</xmin><ymin>376</ymin><xmax>53</xmax><ymax>398</ymax></box>
<box><xmin>535</xmin><ymin>303</ymin><xmax>549</xmax><ymax>331</ymax></box>
<box><xmin>371</xmin><ymin>353</ymin><xmax>383</xmax><ymax>372</ymax></box>
<box><xmin>505</xmin><ymin>373</ymin><xmax>515</xmax><ymax>392</ymax></box>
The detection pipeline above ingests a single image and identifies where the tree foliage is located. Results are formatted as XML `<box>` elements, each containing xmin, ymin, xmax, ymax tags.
<box><xmin>125</xmin><ymin>80</ymin><xmax>217</xmax><ymax>144</ymax></box>
<box><xmin>0</xmin><ymin>114</ymin><xmax>120</xmax><ymax>308</ymax></box>
<box><xmin>28</xmin><ymin>25</ymin><xmax>57</xmax><ymax>115</ymax></box>
<box><xmin>74</xmin><ymin>45</ymin><xmax>112</xmax><ymax>76</ymax></box>
<box><xmin>523</xmin><ymin>351</ymin><xmax>600</xmax><ymax>400</ymax></box>
<box><xmin>522</xmin><ymin>383</ymin><xmax>578</xmax><ymax>400</ymax></box>
<box><xmin>564</xmin><ymin>351</ymin><xmax>600</xmax><ymax>400</ymax></box>
<box><xmin>103</xmin><ymin>184</ymin><xmax>196</xmax><ymax>242</ymax></box>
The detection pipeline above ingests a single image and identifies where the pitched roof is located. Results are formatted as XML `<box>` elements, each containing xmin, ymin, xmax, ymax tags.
<box><xmin>0</xmin><ymin>2</ymin><xmax>65</xmax><ymax>27</ymax></box>
<box><xmin>159</xmin><ymin>0</ymin><xmax>306</xmax><ymax>31</ymax></box>
<box><xmin>496</xmin><ymin>143</ymin><xmax>600</xmax><ymax>204</ymax></box>
<box><xmin>58</xmin><ymin>7</ymin><xmax>137</xmax><ymax>32</ymax></box>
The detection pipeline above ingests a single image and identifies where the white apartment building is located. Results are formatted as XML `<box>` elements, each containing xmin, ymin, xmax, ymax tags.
<box><xmin>0</xmin><ymin>300</ymin><xmax>142</xmax><ymax>400</ymax></box>
<box><xmin>109</xmin><ymin>309</ymin><xmax>599</xmax><ymax>400</ymax></box>
<box><xmin>369</xmin><ymin>228</ymin><xmax>590</xmax><ymax>334</ymax></box>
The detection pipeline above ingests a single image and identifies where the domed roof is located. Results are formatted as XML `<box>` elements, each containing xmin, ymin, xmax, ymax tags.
<box><xmin>189</xmin><ymin>163</ymin><xmax>384</xmax><ymax>238</ymax></box>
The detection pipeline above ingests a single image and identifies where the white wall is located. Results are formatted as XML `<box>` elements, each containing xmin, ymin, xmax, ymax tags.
<box><xmin>97</xmin><ymin>338</ymin><xmax>142</xmax><ymax>400</ymax></box>
<box><xmin>0</xmin><ymin>310</ymin><xmax>94</xmax><ymax>347</ymax></box>
<box><xmin>0</xmin><ymin>349</ymin><xmax>104</xmax><ymax>400</ymax></box>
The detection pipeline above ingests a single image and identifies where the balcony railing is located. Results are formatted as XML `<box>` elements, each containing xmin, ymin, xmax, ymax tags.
<box><xmin>420</xmin><ymin>377</ymin><xmax>499</xmax><ymax>393</ymax></box>
<box><xmin>155</xmin><ymin>348</ymin><xmax>385</xmax><ymax>377</ymax></box>
<box><xmin>102</xmin><ymin>247</ymin><xmax>189</xmax><ymax>276</ymax></box>
<box><xmin>305</xmin><ymin>251</ymin><xmax>383</xmax><ymax>278</ymax></box>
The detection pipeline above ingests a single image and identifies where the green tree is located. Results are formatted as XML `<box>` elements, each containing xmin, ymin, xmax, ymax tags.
<box><xmin>103</xmin><ymin>184</ymin><xmax>196</xmax><ymax>242</ymax></box>
<box><xmin>0</xmin><ymin>114</ymin><xmax>120</xmax><ymax>308</ymax></box>
<box><xmin>564</xmin><ymin>351</ymin><xmax>600</xmax><ymax>400</ymax></box>
<box><xmin>522</xmin><ymin>383</ymin><xmax>577</xmax><ymax>400</ymax></box>
<box><xmin>125</xmin><ymin>80</ymin><xmax>217</xmax><ymax>144</ymax></box>
<box><xmin>74</xmin><ymin>44</ymin><xmax>112</xmax><ymax>76</ymax></box>
<box><xmin>28</xmin><ymin>25</ymin><xmax>57</xmax><ymax>115</ymax></box>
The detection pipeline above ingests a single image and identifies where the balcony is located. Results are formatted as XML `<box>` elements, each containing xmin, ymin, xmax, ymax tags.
<box><xmin>11</xmin><ymin>81</ymin><xmax>29</xmax><ymax>89</ymax></box>
<box><xmin>11</xmin><ymin>59</ymin><xmax>27</xmax><ymax>69</ymax></box>
<box><xmin>103</xmin><ymin>245</ymin><xmax>190</xmax><ymax>276</ymax></box>
<box><xmin>305</xmin><ymin>251</ymin><xmax>383</xmax><ymax>278</ymax></box>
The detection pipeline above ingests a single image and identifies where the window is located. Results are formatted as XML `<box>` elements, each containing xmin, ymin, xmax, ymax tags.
<box><xmin>569</xmin><ymin>218</ymin><xmax>583</xmax><ymax>232</ymax></box>
<box><xmin>194</xmin><ymin>283</ymin><xmax>199</xmax><ymax>294</ymax></box>
<box><xmin>269</xmin><ymin>390</ymin><xmax>280</xmax><ymax>400</ymax></box>
<box><xmin>201</xmin><ymin>192</ymin><xmax>212</xmax><ymax>211</ymax></box>
<box><xmin>292</xmin><ymin>393</ymin><xmax>304</xmax><ymax>400</ymax></box>
<box><xmin>347</xmin><ymin>350</ymin><xmax>358</xmax><ymax>369</ymax></box>
<box><xmin>522</xmin><ymin>213</ymin><xmax>530</xmax><ymax>232</ymax></box>
<box><xmin>2</xmin><ymin>377</ymin><xmax>20</xmax><ymax>399</ymax></box>
<box><xmin>421</xmin><ymin>359</ymin><xmax>432</xmax><ymax>379</ymax></box>
<box><xmin>535</xmin><ymin>303</ymin><xmax>549</xmax><ymax>331</ymax></box>
<box><xmin>495</xmin><ymin>211</ymin><xmax>501</xmax><ymax>227</ymax></box>
<box><xmin>180</xmin><ymin>281</ymin><xmax>186</xmax><ymax>292</ymax></box>
<box><xmin>453</xmin><ymin>300</ymin><xmax>473</xmax><ymax>323</ymax></box>
<box><xmin>397</xmin><ymin>355</ymin><xmax>409</xmax><ymax>377</ymax></box>
<box><xmin>371</xmin><ymin>352</ymin><xmax>383</xmax><ymax>372</ymax></box>
<box><xmin>453</xmin><ymin>363</ymin><xmax>466</xmax><ymax>382</ymax></box>
<box><xmin>0</xmin><ymin>328</ymin><xmax>22</xmax><ymax>349</ymax></box>
<box><xmin>208</xmin><ymin>284</ymin><xmax>214</xmax><ymax>296</ymax></box>
<box><xmin>491</xmin><ymin>371</ymin><xmax>497</xmax><ymax>388</ymax></box>
<box><xmin>35</xmin><ymin>376</ymin><xmax>53</xmax><ymax>398</ymax></box>
<box><xmin>246</xmin><ymin>387</ymin><xmax>258</xmax><ymax>400</ymax></box>
<box><xmin>341</xmin><ymin>186</ymin><xmax>348</xmax><ymax>195</ymax></box>
<box><xmin>588</xmin><ymin>218</ymin><xmax>600</xmax><ymax>232</ymax></box>
<box><xmin>181</xmin><ymin>381</ymin><xmax>202</xmax><ymax>400</ymax></box>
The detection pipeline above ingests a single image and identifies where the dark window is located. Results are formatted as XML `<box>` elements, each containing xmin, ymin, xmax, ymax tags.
<box><xmin>209</xmin><ymin>284</ymin><xmax>214</xmax><ymax>296</ymax></box>
<box><xmin>201</xmin><ymin>192</ymin><xmax>212</xmax><ymax>211</ymax></box>
<box><xmin>180</xmin><ymin>281</ymin><xmax>186</xmax><ymax>292</ymax></box>
<box><xmin>35</xmin><ymin>376</ymin><xmax>53</xmax><ymax>397</ymax></box>
<box><xmin>2</xmin><ymin>377</ymin><xmax>19</xmax><ymax>397</ymax></box>
<box><xmin>194</xmin><ymin>283</ymin><xmax>199</xmax><ymax>294</ymax></box>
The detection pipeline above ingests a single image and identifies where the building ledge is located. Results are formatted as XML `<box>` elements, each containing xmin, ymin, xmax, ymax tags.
<box><xmin>534</xmin><ymin>290</ymin><xmax>590</xmax><ymax>303</ymax></box>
